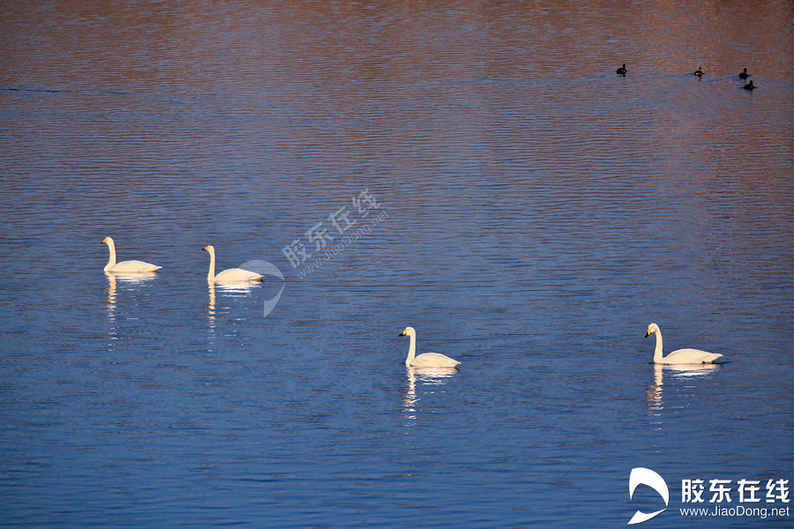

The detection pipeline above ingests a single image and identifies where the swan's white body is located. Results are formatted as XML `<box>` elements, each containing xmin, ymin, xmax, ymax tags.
<box><xmin>102</xmin><ymin>236</ymin><xmax>161</xmax><ymax>273</ymax></box>
<box><xmin>203</xmin><ymin>245</ymin><xmax>263</xmax><ymax>283</ymax></box>
<box><xmin>645</xmin><ymin>323</ymin><xmax>725</xmax><ymax>364</ymax></box>
<box><xmin>400</xmin><ymin>326</ymin><xmax>461</xmax><ymax>368</ymax></box>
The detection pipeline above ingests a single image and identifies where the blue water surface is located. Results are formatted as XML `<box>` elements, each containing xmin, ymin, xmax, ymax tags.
<box><xmin>1</xmin><ymin>2</ymin><xmax>793</xmax><ymax>527</ymax></box>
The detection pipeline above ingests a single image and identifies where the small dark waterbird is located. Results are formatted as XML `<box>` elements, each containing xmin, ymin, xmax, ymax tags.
<box><xmin>616</xmin><ymin>63</ymin><xmax>627</xmax><ymax>75</ymax></box>
<box><xmin>739</xmin><ymin>67</ymin><xmax>750</xmax><ymax>79</ymax></box>
<box><xmin>743</xmin><ymin>80</ymin><xmax>756</xmax><ymax>90</ymax></box>
<box><xmin>693</xmin><ymin>66</ymin><xmax>704</xmax><ymax>78</ymax></box>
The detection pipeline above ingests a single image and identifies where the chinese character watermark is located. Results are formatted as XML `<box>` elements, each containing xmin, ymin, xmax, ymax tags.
<box><xmin>280</xmin><ymin>188</ymin><xmax>389</xmax><ymax>279</ymax></box>
<box><xmin>630</xmin><ymin>469</ymin><xmax>791</xmax><ymax>525</ymax></box>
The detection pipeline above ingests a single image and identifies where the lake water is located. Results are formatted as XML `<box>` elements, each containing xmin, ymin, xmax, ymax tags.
<box><xmin>1</xmin><ymin>2</ymin><xmax>793</xmax><ymax>528</ymax></box>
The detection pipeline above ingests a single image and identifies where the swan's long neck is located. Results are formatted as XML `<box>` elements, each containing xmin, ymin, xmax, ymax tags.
<box><xmin>405</xmin><ymin>333</ymin><xmax>416</xmax><ymax>367</ymax></box>
<box><xmin>104</xmin><ymin>240</ymin><xmax>116</xmax><ymax>271</ymax></box>
<box><xmin>653</xmin><ymin>330</ymin><xmax>664</xmax><ymax>363</ymax></box>
<box><xmin>207</xmin><ymin>248</ymin><xmax>216</xmax><ymax>282</ymax></box>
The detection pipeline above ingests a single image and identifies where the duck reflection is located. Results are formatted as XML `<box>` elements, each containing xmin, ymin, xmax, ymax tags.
<box><xmin>403</xmin><ymin>366</ymin><xmax>459</xmax><ymax>422</ymax></box>
<box><xmin>647</xmin><ymin>363</ymin><xmax>721</xmax><ymax>415</ymax></box>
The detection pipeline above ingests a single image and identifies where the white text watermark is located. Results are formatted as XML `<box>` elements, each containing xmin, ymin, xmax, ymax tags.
<box><xmin>628</xmin><ymin>468</ymin><xmax>790</xmax><ymax>525</ymax></box>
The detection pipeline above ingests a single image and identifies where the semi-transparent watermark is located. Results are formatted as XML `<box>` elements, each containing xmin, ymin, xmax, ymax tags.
<box><xmin>230</xmin><ymin>188</ymin><xmax>389</xmax><ymax>319</ymax></box>
<box><xmin>281</xmin><ymin>188</ymin><xmax>388</xmax><ymax>280</ymax></box>
<box><xmin>237</xmin><ymin>259</ymin><xmax>286</xmax><ymax>318</ymax></box>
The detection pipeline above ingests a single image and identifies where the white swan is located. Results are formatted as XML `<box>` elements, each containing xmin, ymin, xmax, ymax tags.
<box><xmin>102</xmin><ymin>236</ymin><xmax>161</xmax><ymax>273</ymax></box>
<box><xmin>399</xmin><ymin>326</ymin><xmax>461</xmax><ymax>368</ymax></box>
<box><xmin>645</xmin><ymin>322</ymin><xmax>725</xmax><ymax>364</ymax></box>
<box><xmin>203</xmin><ymin>245</ymin><xmax>263</xmax><ymax>283</ymax></box>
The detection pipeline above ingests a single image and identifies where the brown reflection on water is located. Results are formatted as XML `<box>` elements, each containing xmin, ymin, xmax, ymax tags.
<box><xmin>1</xmin><ymin>1</ymin><xmax>792</xmax><ymax>257</ymax></box>
<box><xmin>2</xmin><ymin>1</ymin><xmax>793</xmax><ymax>88</ymax></box>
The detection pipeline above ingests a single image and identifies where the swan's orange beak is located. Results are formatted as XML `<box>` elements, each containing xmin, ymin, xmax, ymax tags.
<box><xmin>202</xmin><ymin>245</ymin><xmax>209</xmax><ymax>251</ymax></box>
<box><xmin>101</xmin><ymin>237</ymin><xmax>109</xmax><ymax>244</ymax></box>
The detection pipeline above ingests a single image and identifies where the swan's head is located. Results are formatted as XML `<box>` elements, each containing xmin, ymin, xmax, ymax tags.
<box><xmin>399</xmin><ymin>326</ymin><xmax>416</xmax><ymax>337</ymax></box>
<box><xmin>645</xmin><ymin>322</ymin><xmax>660</xmax><ymax>338</ymax></box>
<box><xmin>102</xmin><ymin>236</ymin><xmax>113</xmax><ymax>245</ymax></box>
<box><xmin>202</xmin><ymin>245</ymin><xmax>214</xmax><ymax>253</ymax></box>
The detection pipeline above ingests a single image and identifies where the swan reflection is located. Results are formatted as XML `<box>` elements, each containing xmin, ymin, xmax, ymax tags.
<box><xmin>207</xmin><ymin>282</ymin><xmax>216</xmax><ymax>331</ymax></box>
<box><xmin>104</xmin><ymin>271</ymin><xmax>158</xmax><ymax>347</ymax></box>
<box><xmin>647</xmin><ymin>363</ymin><xmax>721</xmax><ymax>415</ymax></box>
<box><xmin>403</xmin><ymin>366</ymin><xmax>459</xmax><ymax>422</ymax></box>
<box><xmin>105</xmin><ymin>271</ymin><xmax>158</xmax><ymax>308</ymax></box>
<box><xmin>208</xmin><ymin>281</ymin><xmax>259</xmax><ymax>321</ymax></box>
<box><xmin>214</xmin><ymin>282</ymin><xmax>259</xmax><ymax>294</ymax></box>
<box><xmin>207</xmin><ymin>281</ymin><xmax>260</xmax><ymax>345</ymax></box>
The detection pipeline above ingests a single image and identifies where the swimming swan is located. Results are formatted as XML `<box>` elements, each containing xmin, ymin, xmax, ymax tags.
<box><xmin>202</xmin><ymin>244</ymin><xmax>263</xmax><ymax>283</ymax></box>
<box><xmin>399</xmin><ymin>326</ymin><xmax>461</xmax><ymax>369</ymax></box>
<box><xmin>102</xmin><ymin>236</ymin><xmax>162</xmax><ymax>273</ymax></box>
<box><xmin>645</xmin><ymin>323</ymin><xmax>725</xmax><ymax>364</ymax></box>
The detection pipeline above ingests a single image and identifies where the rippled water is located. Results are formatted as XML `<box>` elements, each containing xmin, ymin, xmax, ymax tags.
<box><xmin>2</xmin><ymin>2</ymin><xmax>793</xmax><ymax>528</ymax></box>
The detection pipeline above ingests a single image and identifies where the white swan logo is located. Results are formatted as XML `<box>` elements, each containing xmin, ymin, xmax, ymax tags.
<box><xmin>628</xmin><ymin>467</ymin><xmax>669</xmax><ymax>525</ymax></box>
<box><xmin>239</xmin><ymin>259</ymin><xmax>285</xmax><ymax>318</ymax></box>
